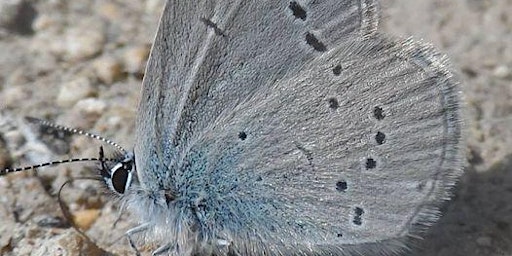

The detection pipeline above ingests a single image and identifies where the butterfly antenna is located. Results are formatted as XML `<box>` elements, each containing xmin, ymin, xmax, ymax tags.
<box><xmin>25</xmin><ymin>116</ymin><xmax>128</xmax><ymax>155</ymax></box>
<box><xmin>0</xmin><ymin>157</ymin><xmax>119</xmax><ymax>176</ymax></box>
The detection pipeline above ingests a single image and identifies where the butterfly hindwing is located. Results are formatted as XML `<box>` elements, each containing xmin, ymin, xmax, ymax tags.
<box><xmin>181</xmin><ymin>34</ymin><xmax>463</xmax><ymax>255</ymax></box>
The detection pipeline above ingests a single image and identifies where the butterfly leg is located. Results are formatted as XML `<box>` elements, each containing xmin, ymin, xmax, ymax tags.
<box><xmin>125</xmin><ymin>222</ymin><xmax>151</xmax><ymax>256</ymax></box>
<box><xmin>151</xmin><ymin>243</ymin><xmax>173</xmax><ymax>256</ymax></box>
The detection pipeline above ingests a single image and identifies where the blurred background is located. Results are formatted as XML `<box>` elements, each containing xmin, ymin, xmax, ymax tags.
<box><xmin>0</xmin><ymin>0</ymin><xmax>510</xmax><ymax>255</ymax></box>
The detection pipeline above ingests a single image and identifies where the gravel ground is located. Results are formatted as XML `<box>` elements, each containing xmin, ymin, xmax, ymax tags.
<box><xmin>0</xmin><ymin>0</ymin><xmax>511</xmax><ymax>255</ymax></box>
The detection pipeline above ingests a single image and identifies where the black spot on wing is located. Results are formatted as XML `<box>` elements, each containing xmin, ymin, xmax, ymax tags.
<box><xmin>373</xmin><ymin>106</ymin><xmax>385</xmax><ymax>120</ymax></box>
<box><xmin>305</xmin><ymin>32</ymin><xmax>327</xmax><ymax>52</ymax></box>
<box><xmin>238</xmin><ymin>131</ymin><xmax>247</xmax><ymax>141</ymax></box>
<box><xmin>289</xmin><ymin>1</ymin><xmax>307</xmax><ymax>20</ymax></box>
<box><xmin>375</xmin><ymin>131</ymin><xmax>385</xmax><ymax>145</ymax></box>
<box><xmin>332</xmin><ymin>64</ymin><xmax>342</xmax><ymax>76</ymax></box>
<box><xmin>353</xmin><ymin>207</ymin><xmax>364</xmax><ymax>225</ymax></box>
<box><xmin>327</xmin><ymin>98</ymin><xmax>339</xmax><ymax>110</ymax></box>
<box><xmin>336</xmin><ymin>180</ymin><xmax>348</xmax><ymax>192</ymax></box>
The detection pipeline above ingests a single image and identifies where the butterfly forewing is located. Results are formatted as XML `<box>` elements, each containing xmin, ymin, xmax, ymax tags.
<box><xmin>136</xmin><ymin>0</ymin><xmax>380</xmax><ymax>191</ymax></box>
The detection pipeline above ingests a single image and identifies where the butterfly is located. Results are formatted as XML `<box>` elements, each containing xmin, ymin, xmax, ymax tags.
<box><xmin>1</xmin><ymin>1</ymin><xmax>465</xmax><ymax>255</ymax></box>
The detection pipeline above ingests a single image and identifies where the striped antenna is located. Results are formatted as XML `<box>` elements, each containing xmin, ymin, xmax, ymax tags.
<box><xmin>25</xmin><ymin>116</ymin><xmax>128</xmax><ymax>154</ymax></box>
<box><xmin>1</xmin><ymin>118</ymin><xmax>128</xmax><ymax>176</ymax></box>
<box><xmin>0</xmin><ymin>157</ymin><xmax>118</xmax><ymax>176</ymax></box>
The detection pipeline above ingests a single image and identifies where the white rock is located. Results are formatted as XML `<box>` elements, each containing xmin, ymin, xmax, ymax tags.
<box><xmin>92</xmin><ymin>55</ymin><xmax>123</xmax><ymax>84</ymax></box>
<box><xmin>123</xmin><ymin>45</ymin><xmax>150</xmax><ymax>74</ymax></box>
<box><xmin>56</xmin><ymin>77</ymin><xmax>95</xmax><ymax>107</ymax></box>
<box><xmin>493</xmin><ymin>65</ymin><xmax>511</xmax><ymax>79</ymax></box>
<box><xmin>74</xmin><ymin>98</ymin><xmax>107</xmax><ymax>115</ymax></box>
<box><xmin>3</xmin><ymin>86</ymin><xmax>29</xmax><ymax>108</ymax></box>
<box><xmin>63</xmin><ymin>20</ymin><xmax>106</xmax><ymax>62</ymax></box>
<box><xmin>3</xmin><ymin>130</ymin><xmax>25</xmax><ymax>149</ymax></box>
<box><xmin>32</xmin><ymin>14</ymin><xmax>57</xmax><ymax>32</ymax></box>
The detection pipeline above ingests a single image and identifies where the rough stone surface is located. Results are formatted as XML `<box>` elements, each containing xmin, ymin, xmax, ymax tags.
<box><xmin>0</xmin><ymin>1</ymin><xmax>510</xmax><ymax>255</ymax></box>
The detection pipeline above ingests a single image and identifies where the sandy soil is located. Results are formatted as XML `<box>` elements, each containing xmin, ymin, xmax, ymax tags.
<box><xmin>0</xmin><ymin>0</ymin><xmax>510</xmax><ymax>255</ymax></box>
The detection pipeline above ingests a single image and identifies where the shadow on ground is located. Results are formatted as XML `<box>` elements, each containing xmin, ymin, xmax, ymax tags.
<box><xmin>417</xmin><ymin>154</ymin><xmax>512</xmax><ymax>256</ymax></box>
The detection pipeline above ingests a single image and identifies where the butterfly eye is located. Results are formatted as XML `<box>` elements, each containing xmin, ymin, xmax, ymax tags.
<box><xmin>100</xmin><ymin>150</ymin><xmax>135</xmax><ymax>195</ymax></box>
<box><xmin>110</xmin><ymin>163</ymin><xmax>126</xmax><ymax>194</ymax></box>
<box><xmin>109</xmin><ymin>161</ymin><xmax>133</xmax><ymax>194</ymax></box>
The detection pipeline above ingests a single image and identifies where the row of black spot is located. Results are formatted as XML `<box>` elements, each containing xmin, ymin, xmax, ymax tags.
<box><xmin>329</xmin><ymin>68</ymin><xmax>387</xmax><ymax>230</ymax></box>
<box><xmin>288</xmin><ymin>0</ymin><xmax>391</xmax><ymax>236</ymax></box>
<box><xmin>223</xmin><ymin>2</ymin><xmax>385</xmax><ymax>235</ymax></box>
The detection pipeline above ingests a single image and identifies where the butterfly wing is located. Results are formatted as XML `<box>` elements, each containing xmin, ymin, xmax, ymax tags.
<box><xmin>135</xmin><ymin>0</ymin><xmax>380</xmax><ymax>190</ymax></box>
<box><xmin>133</xmin><ymin>1</ymin><xmax>464</xmax><ymax>255</ymax></box>
<box><xmin>179</xmin><ymin>34</ymin><xmax>464</xmax><ymax>255</ymax></box>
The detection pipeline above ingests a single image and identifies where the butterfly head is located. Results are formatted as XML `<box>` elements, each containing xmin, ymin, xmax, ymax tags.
<box><xmin>98</xmin><ymin>147</ymin><xmax>136</xmax><ymax>195</ymax></box>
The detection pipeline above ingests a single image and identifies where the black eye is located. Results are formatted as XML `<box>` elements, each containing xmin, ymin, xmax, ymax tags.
<box><xmin>111</xmin><ymin>165</ymin><xmax>129</xmax><ymax>194</ymax></box>
<box><xmin>108</xmin><ymin>159</ymin><xmax>133</xmax><ymax>195</ymax></box>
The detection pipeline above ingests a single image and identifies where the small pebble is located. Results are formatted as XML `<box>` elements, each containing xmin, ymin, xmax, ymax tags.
<box><xmin>63</xmin><ymin>20</ymin><xmax>106</xmax><ymax>62</ymax></box>
<box><xmin>69</xmin><ymin>136</ymin><xmax>96</xmax><ymax>156</ymax></box>
<box><xmin>98</xmin><ymin>3</ymin><xmax>122</xmax><ymax>21</ymax></box>
<box><xmin>106</xmin><ymin>115</ymin><xmax>122</xmax><ymax>127</ymax></box>
<box><xmin>493</xmin><ymin>65</ymin><xmax>511</xmax><ymax>79</ymax></box>
<box><xmin>23</xmin><ymin>142</ymin><xmax>53</xmax><ymax>164</ymax></box>
<box><xmin>73</xmin><ymin>209</ymin><xmax>100</xmax><ymax>231</ymax></box>
<box><xmin>73</xmin><ymin>98</ymin><xmax>107</xmax><ymax>116</ymax></box>
<box><xmin>56</xmin><ymin>77</ymin><xmax>95</xmax><ymax>107</ymax></box>
<box><xmin>3</xmin><ymin>130</ymin><xmax>25</xmax><ymax>149</ymax></box>
<box><xmin>58</xmin><ymin>232</ymin><xmax>108</xmax><ymax>256</ymax></box>
<box><xmin>92</xmin><ymin>56</ymin><xmax>123</xmax><ymax>84</ymax></box>
<box><xmin>32</xmin><ymin>14</ymin><xmax>58</xmax><ymax>32</ymax></box>
<box><xmin>61</xmin><ymin>97</ymin><xmax>107</xmax><ymax>130</ymax></box>
<box><xmin>6</xmin><ymin>68</ymin><xmax>31</xmax><ymax>86</ymax></box>
<box><xmin>123</xmin><ymin>45</ymin><xmax>150</xmax><ymax>74</ymax></box>
<box><xmin>3</xmin><ymin>86</ymin><xmax>30</xmax><ymax>108</ymax></box>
